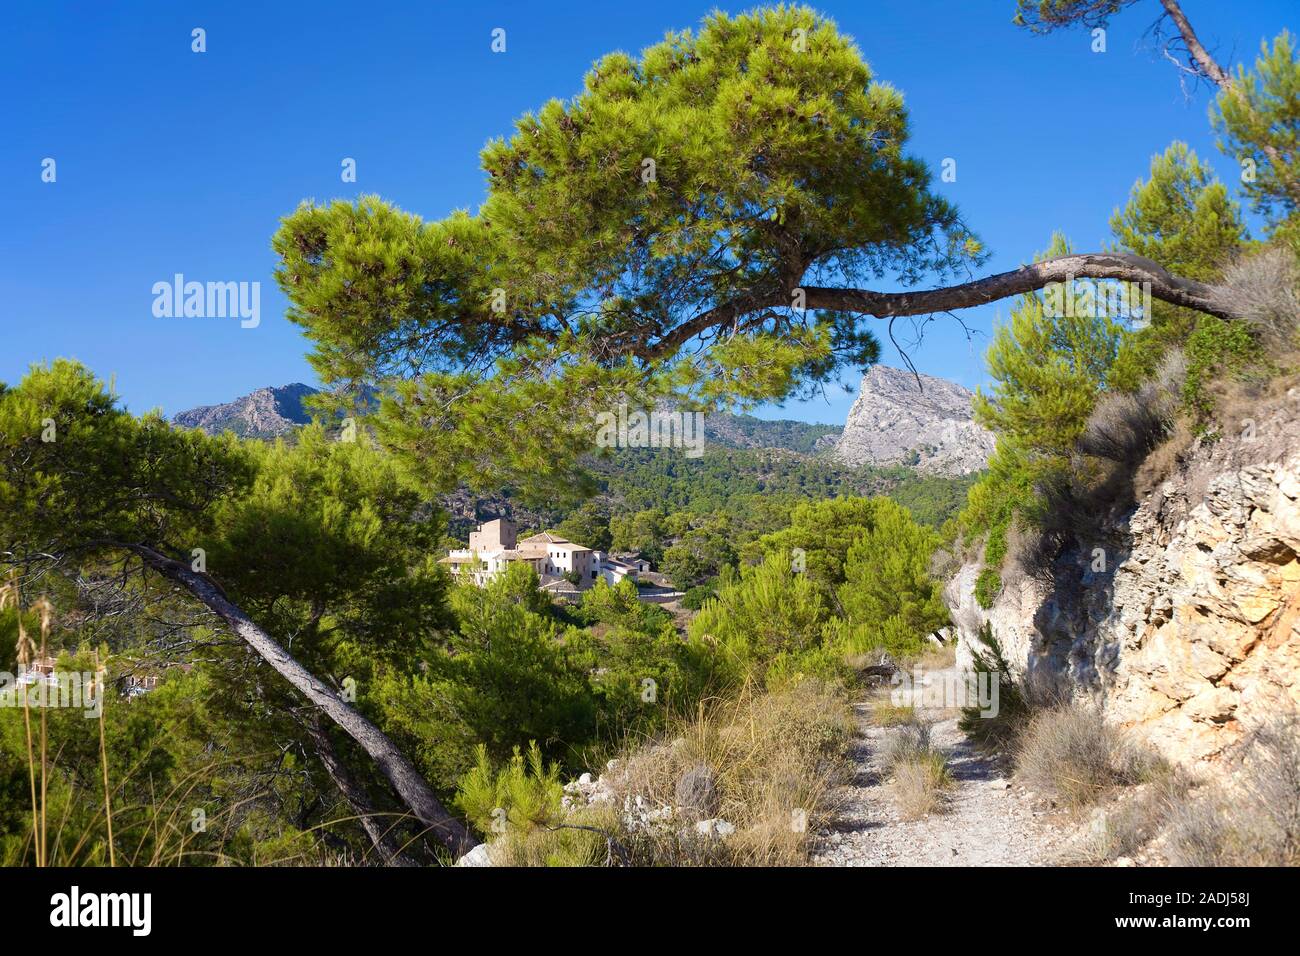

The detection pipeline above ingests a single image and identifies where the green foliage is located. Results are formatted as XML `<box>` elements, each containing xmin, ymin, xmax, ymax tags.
<box><xmin>975</xmin><ymin>233</ymin><xmax>1123</xmax><ymax>458</ymax></box>
<box><xmin>689</xmin><ymin>552</ymin><xmax>830</xmax><ymax>683</ymax></box>
<box><xmin>839</xmin><ymin>498</ymin><xmax>948</xmax><ymax>646</ymax></box>
<box><xmin>1183</xmin><ymin>315</ymin><xmax>1262</xmax><ymax>418</ymax></box>
<box><xmin>211</xmin><ymin>424</ymin><xmax>453</xmax><ymax>674</ymax></box>
<box><xmin>1109</xmin><ymin>142</ymin><xmax>1247</xmax><ymax>284</ymax></box>
<box><xmin>600</xmin><ymin>446</ymin><xmax>972</xmax><ymax>543</ymax></box>
<box><xmin>272</xmin><ymin>7</ymin><xmax>984</xmax><ymax>494</ymax></box>
<box><xmin>1212</xmin><ymin>32</ymin><xmax>1300</xmax><ymax>244</ymax></box>
<box><xmin>1011</xmin><ymin>0</ymin><xmax>1137</xmax><ymax>33</ymax></box>
<box><xmin>0</xmin><ymin>360</ymin><xmax>252</xmax><ymax>556</ymax></box>
<box><xmin>1109</xmin><ymin>142</ymin><xmax>1249</xmax><ymax>395</ymax></box>
<box><xmin>454</xmin><ymin>741</ymin><xmax>564</xmax><ymax>837</ymax></box>
<box><xmin>578</xmin><ymin>578</ymin><xmax>668</xmax><ymax>633</ymax></box>
<box><xmin>691</xmin><ymin>497</ymin><xmax>948</xmax><ymax>683</ymax></box>
<box><xmin>376</xmin><ymin>564</ymin><xmax>595</xmax><ymax>788</ymax></box>
<box><xmin>751</xmin><ymin>496</ymin><xmax>883</xmax><ymax>596</ymax></box>
<box><xmin>609</xmin><ymin>509</ymin><xmax>669</xmax><ymax>565</ymax></box>
<box><xmin>554</xmin><ymin>501</ymin><xmax>612</xmax><ymax>552</ymax></box>
<box><xmin>975</xmin><ymin>567</ymin><xmax>1004</xmax><ymax>610</ymax></box>
<box><xmin>680</xmin><ymin>584</ymin><xmax>716</xmax><ymax>610</ymax></box>
<box><xmin>960</xmin><ymin>234</ymin><xmax>1124</xmax><ymax>582</ymax></box>
<box><xmin>958</xmin><ymin>623</ymin><xmax>1030</xmax><ymax>750</ymax></box>
<box><xmin>565</xmin><ymin>619</ymin><xmax>714</xmax><ymax>740</ymax></box>
<box><xmin>660</xmin><ymin>516</ymin><xmax>736</xmax><ymax>589</ymax></box>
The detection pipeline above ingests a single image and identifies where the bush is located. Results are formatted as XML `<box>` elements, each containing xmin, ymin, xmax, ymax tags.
<box><xmin>974</xmin><ymin>567</ymin><xmax>1002</xmax><ymax>610</ymax></box>
<box><xmin>892</xmin><ymin>752</ymin><xmax>953</xmax><ymax>820</ymax></box>
<box><xmin>680</xmin><ymin>585</ymin><xmax>714</xmax><ymax>610</ymax></box>
<box><xmin>1209</xmin><ymin>247</ymin><xmax>1300</xmax><ymax>347</ymax></box>
<box><xmin>1015</xmin><ymin>702</ymin><xmax>1166</xmax><ymax>809</ymax></box>
<box><xmin>687</xmin><ymin>553</ymin><xmax>830</xmax><ymax>685</ymax></box>
<box><xmin>1164</xmin><ymin>714</ymin><xmax>1300</xmax><ymax>866</ymax></box>
<box><xmin>473</xmin><ymin>679</ymin><xmax>855</xmax><ymax>866</ymax></box>
<box><xmin>879</xmin><ymin>721</ymin><xmax>952</xmax><ymax>819</ymax></box>
<box><xmin>958</xmin><ymin>624</ymin><xmax>1031</xmax><ymax>752</ymax></box>
<box><xmin>1063</xmin><ymin>771</ymin><xmax>1194</xmax><ymax>864</ymax></box>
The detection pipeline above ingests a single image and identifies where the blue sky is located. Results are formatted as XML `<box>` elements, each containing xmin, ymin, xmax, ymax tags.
<box><xmin>2</xmin><ymin>0</ymin><xmax>1293</xmax><ymax>424</ymax></box>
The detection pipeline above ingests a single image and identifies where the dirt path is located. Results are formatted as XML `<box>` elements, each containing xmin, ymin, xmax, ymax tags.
<box><xmin>814</xmin><ymin>697</ymin><xmax>1065</xmax><ymax>867</ymax></box>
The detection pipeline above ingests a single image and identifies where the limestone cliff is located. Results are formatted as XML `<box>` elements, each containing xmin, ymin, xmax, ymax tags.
<box><xmin>949</xmin><ymin>388</ymin><xmax>1300</xmax><ymax>765</ymax></box>
<box><xmin>834</xmin><ymin>366</ymin><xmax>994</xmax><ymax>476</ymax></box>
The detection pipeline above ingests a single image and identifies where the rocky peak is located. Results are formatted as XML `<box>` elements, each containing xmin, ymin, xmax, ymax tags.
<box><xmin>172</xmin><ymin>383</ymin><xmax>319</xmax><ymax>438</ymax></box>
<box><xmin>833</xmin><ymin>365</ymin><xmax>994</xmax><ymax>476</ymax></box>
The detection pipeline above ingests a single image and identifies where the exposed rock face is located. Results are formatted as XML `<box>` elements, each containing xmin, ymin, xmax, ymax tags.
<box><xmin>172</xmin><ymin>383</ymin><xmax>318</xmax><ymax>438</ymax></box>
<box><xmin>950</xmin><ymin>390</ymin><xmax>1300</xmax><ymax>765</ymax></box>
<box><xmin>834</xmin><ymin>366</ymin><xmax>994</xmax><ymax>476</ymax></box>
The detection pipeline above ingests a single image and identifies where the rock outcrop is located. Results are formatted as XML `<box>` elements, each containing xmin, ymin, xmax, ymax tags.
<box><xmin>172</xmin><ymin>383</ymin><xmax>319</xmax><ymax>438</ymax></box>
<box><xmin>834</xmin><ymin>366</ymin><xmax>994</xmax><ymax>476</ymax></box>
<box><xmin>949</xmin><ymin>389</ymin><xmax>1300</xmax><ymax>765</ymax></box>
<box><xmin>172</xmin><ymin>383</ymin><xmax>378</xmax><ymax>439</ymax></box>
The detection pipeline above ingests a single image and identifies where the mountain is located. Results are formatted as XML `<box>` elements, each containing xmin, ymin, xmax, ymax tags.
<box><xmin>172</xmin><ymin>384</ymin><xmax>317</xmax><ymax>438</ymax></box>
<box><xmin>172</xmin><ymin>374</ymin><xmax>989</xmax><ymax>477</ymax></box>
<box><xmin>832</xmin><ymin>365</ymin><xmax>994</xmax><ymax>476</ymax></box>
<box><xmin>704</xmin><ymin>413</ymin><xmax>840</xmax><ymax>454</ymax></box>
<box><xmin>173</xmin><ymin>384</ymin><xmax>842</xmax><ymax>454</ymax></box>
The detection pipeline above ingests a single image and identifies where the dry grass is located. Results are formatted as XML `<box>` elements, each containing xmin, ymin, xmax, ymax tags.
<box><xmin>1133</xmin><ymin>416</ymin><xmax>1196</xmax><ymax>500</ymax></box>
<box><xmin>871</xmin><ymin>702</ymin><xmax>916</xmax><ymax>728</ymax></box>
<box><xmin>1062</xmin><ymin>771</ymin><xmax>1196</xmax><ymax>864</ymax></box>
<box><xmin>892</xmin><ymin>752</ymin><xmax>952</xmax><ymax>820</ymax></box>
<box><xmin>489</xmin><ymin>679</ymin><xmax>856</xmax><ymax>866</ymax></box>
<box><xmin>879</xmin><ymin>721</ymin><xmax>953</xmax><ymax>819</ymax></box>
<box><xmin>1164</xmin><ymin>714</ymin><xmax>1300</xmax><ymax>867</ymax></box>
<box><xmin>910</xmin><ymin>644</ymin><xmax>957</xmax><ymax>671</ymax></box>
<box><xmin>1015</xmin><ymin>702</ymin><xmax>1166</xmax><ymax>810</ymax></box>
<box><xmin>1211</xmin><ymin>247</ymin><xmax>1300</xmax><ymax>346</ymax></box>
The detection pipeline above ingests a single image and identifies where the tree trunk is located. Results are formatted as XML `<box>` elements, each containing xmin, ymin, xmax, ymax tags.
<box><xmin>304</xmin><ymin>714</ymin><xmax>419</xmax><ymax>867</ymax></box>
<box><xmin>1158</xmin><ymin>0</ymin><xmax>1291</xmax><ymax>199</ymax></box>
<box><xmin>128</xmin><ymin>545</ymin><xmax>476</xmax><ymax>859</ymax></box>
<box><xmin>648</xmin><ymin>251</ymin><xmax>1231</xmax><ymax>359</ymax></box>
<box><xmin>1158</xmin><ymin>0</ymin><xmax>1232</xmax><ymax>89</ymax></box>
<box><xmin>801</xmin><ymin>251</ymin><xmax>1226</xmax><ymax>319</ymax></box>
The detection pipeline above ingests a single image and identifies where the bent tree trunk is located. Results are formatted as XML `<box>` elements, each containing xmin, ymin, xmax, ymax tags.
<box><xmin>648</xmin><ymin>252</ymin><xmax>1233</xmax><ymax>359</ymax></box>
<box><xmin>128</xmin><ymin>545</ymin><xmax>475</xmax><ymax>859</ymax></box>
<box><xmin>305</xmin><ymin>714</ymin><xmax>418</xmax><ymax>867</ymax></box>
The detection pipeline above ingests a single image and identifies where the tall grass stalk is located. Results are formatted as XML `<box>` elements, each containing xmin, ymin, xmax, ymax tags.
<box><xmin>34</xmin><ymin>597</ymin><xmax>52</xmax><ymax>869</ymax></box>
<box><xmin>2</xmin><ymin>580</ymin><xmax>44</xmax><ymax>866</ymax></box>
<box><xmin>94</xmin><ymin>650</ymin><xmax>116</xmax><ymax>866</ymax></box>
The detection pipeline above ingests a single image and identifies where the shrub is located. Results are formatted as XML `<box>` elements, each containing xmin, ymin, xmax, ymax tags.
<box><xmin>1210</xmin><ymin>247</ymin><xmax>1300</xmax><ymax>346</ymax></box>
<box><xmin>1063</xmin><ymin>771</ymin><xmax>1195</xmax><ymax>864</ymax></box>
<box><xmin>1015</xmin><ymin>702</ymin><xmax>1166</xmax><ymax>809</ymax></box>
<box><xmin>892</xmin><ymin>752</ymin><xmax>953</xmax><ymax>820</ymax></box>
<box><xmin>1183</xmin><ymin>315</ymin><xmax>1260</xmax><ymax>419</ymax></box>
<box><xmin>680</xmin><ymin>585</ymin><xmax>714</xmax><ymax>610</ymax></box>
<box><xmin>879</xmin><ymin>721</ymin><xmax>952</xmax><ymax>819</ymax></box>
<box><xmin>1076</xmin><ymin>387</ymin><xmax>1170</xmax><ymax>466</ymax></box>
<box><xmin>974</xmin><ymin>567</ymin><xmax>1002</xmax><ymax>610</ymax></box>
<box><xmin>958</xmin><ymin>624</ymin><xmax>1031</xmax><ymax>752</ymax></box>
<box><xmin>687</xmin><ymin>553</ymin><xmax>830</xmax><ymax>684</ymax></box>
<box><xmin>872</xmin><ymin>703</ymin><xmax>916</xmax><ymax>728</ymax></box>
<box><xmin>1164</xmin><ymin>714</ymin><xmax>1300</xmax><ymax>866</ymax></box>
<box><xmin>472</xmin><ymin>679</ymin><xmax>855</xmax><ymax>866</ymax></box>
<box><xmin>879</xmin><ymin>721</ymin><xmax>935</xmax><ymax>773</ymax></box>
